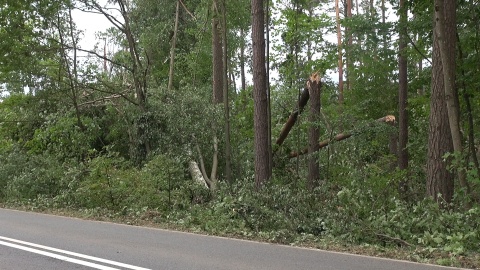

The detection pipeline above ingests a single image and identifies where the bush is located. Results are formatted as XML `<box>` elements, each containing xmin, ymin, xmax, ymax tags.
<box><xmin>74</xmin><ymin>153</ymin><xmax>186</xmax><ymax>212</ymax></box>
<box><xmin>0</xmin><ymin>146</ymin><xmax>65</xmax><ymax>201</ymax></box>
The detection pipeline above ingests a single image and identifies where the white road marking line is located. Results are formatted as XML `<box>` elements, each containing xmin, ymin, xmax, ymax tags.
<box><xmin>0</xmin><ymin>240</ymin><xmax>119</xmax><ymax>270</ymax></box>
<box><xmin>0</xmin><ymin>236</ymin><xmax>151</xmax><ymax>270</ymax></box>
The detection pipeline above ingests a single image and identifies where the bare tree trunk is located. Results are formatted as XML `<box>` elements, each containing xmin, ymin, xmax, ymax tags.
<box><xmin>457</xmin><ymin>35</ymin><xmax>480</xmax><ymax>174</ymax></box>
<box><xmin>335</xmin><ymin>0</ymin><xmax>344</xmax><ymax>106</ymax></box>
<box><xmin>307</xmin><ymin>73</ymin><xmax>321</xmax><ymax>190</ymax></box>
<box><xmin>381</xmin><ymin>0</ymin><xmax>387</xmax><ymax>51</ymax></box>
<box><xmin>222</xmin><ymin>0</ymin><xmax>232</xmax><ymax>184</ymax></box>
<box><xmin>56</xmin><ymin>9</ymin><xmax>85</xmax><ymax>132</ymax></box>
<box><xmin>240</xmin><ymin>28</ymin><xmax>247</xmax><ymax>92</ymax></box>
<box><xmin>209</xmin><ymin>136</ymin><xmax>219</xmax><ymax>190</ymax></box>
<box><xmin>212</xmin><ymin>0</ymin><xmax>224</xmax><ymax>104</ymax></box>
<box><xmin>188</xmin><ymin>160</ymin><xmax>209</xmax><ymax>188</ymax></box>
<box><xmin>266</xmin><ymin>0</ymin><xmax>273</xmax><ymax>178</ymax></box>
<box><xmin>190</xmin><ymin>136</ymin><xmax>220</xmax><ymax>191</ymax></box>
<box><xmin>252</xmin><ymin>0</ymin><xmax>271</xmax><ymax>189</ymax></box>
<box><xmin>346</xmin><ymin>0</ymin><xmax>352</xmax><ymax>91</ymax></box>
<box><xmin>427</xmin><ymin>11</ymin><xmax>454</xmax><ymax>205</ymax></box>
<box><xmin>398</xmin><ymin>0</ymin><xmax>409</xmax><ymax>197</ymax></box>
<box><xmin>168</xmin><ymin>0</ymin><xmax>180</xmax><ymax>92</ymax></box>
<box><xmin>434</xmin><ymin>0</ymin><xmax>470</xmax><ymax>195</ymax></box>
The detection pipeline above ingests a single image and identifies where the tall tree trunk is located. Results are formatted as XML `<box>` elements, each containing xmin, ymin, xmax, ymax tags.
<box><xmin>398</xmin><ymin>0</ymin><xmax>409</xmax><ymax>196</ymax></box>
<box><xmin>168</xmin><ymin>0</ymin><xmax>180</xmax><ymax>92</ymax></box>
<box><xmin>457</xmin><ymin>33</ymin><xmax>480</xmax><ymax>174</ymax></box>
<box><xmin>381</xmin><ymin>0</ymin><xmax>387</xmax><ymax>51</ymax></box>
<box><xmin>266</xmin><ymin>0</ymin><xmax>273</xmax><ymax>176</ymax></box>
<box><xmin>427</xmin><ymin>8</ymin><xmax>454</xmax><ymax>205</ymax></box>
<box><xmin>434</xmin><ymin>0</ymin><xmax>470</xmax><ymax>196</ymax></box>
<box><xmin>222</xmin><ymin>0</ymin><xmax>232</xmax><ymax>184</ymax></box>
<box><xmin>346</xmin><ymin>0</ymin><xmax>352</xmax><ymax>91</ymax></box>
<box><xmin>251</xmin><ymin>0</ymin><xmax>271</xmax><ymax>189</ymax></box>
<box><xmin>307</xmin><ymin>73</ymin><xmax>321</xmax><ymax>190</ymax></box>
<box><xmin>56</xmin><ymin>9</ymin><xmax>85</xmax><ymax>133</ymax></box>
<box><xmin>240</xmin><ymin>28</ymin><xmax>247</xmax><ymax>92</ymax></box>
<box><xmin>212</xmin><ymin>0</ymin><xmax>224</xmax><ymax>104</ymax></box>
<box><xmin>335</xmin><ymin>0</ymin><xmax>344</xmax><ymax>106</ymax></box>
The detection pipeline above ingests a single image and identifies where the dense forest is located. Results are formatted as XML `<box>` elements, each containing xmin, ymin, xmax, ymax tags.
<box><xmin>1</xmin><ymin>0</ymin><xmax>479</xmax><ymax>267</ymax></box>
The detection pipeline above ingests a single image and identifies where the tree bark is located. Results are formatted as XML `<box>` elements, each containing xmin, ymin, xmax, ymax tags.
<box><xmin>274</xmin><ymin>86</ymin><xmax>310</xmax><ymax>149</ymax></box>
<box><xmin>192</xmin><ymin>139</ymin><xmax>217</xmax><ymax>190</ymax></box>
<box><xmin>346</xmin><ymin>0</ymin><xmax>352</xmax><ymax>91</ymax></box>
<box><xmin>251</xmin><ymin>0</ymin><xmax>271</xmax><ymax>189</ymax></box>
<box><xmin>335</xmin><ymin>0</ymin><xmax>344</xmax><ymax>105</ymax></box>
<box><xmin>457</xmin><ymin>33</ymin><xmax>480</xmax><ymax>174</ymax></box>
<box><xmin>266</xmin><ymin>0</ymin><xmax>273</xmax><ymax>179</ymax></box>
<box><xmin>221</xmin><ymin>0</ymin><xmax>232</xmax><ymax>184</ymax></box>
<box><xmin>434</xmin><ymin>0</ymin><xmax>470</xmax><ymax>195</ymax></box>
<box><xmin>168</xmin><ymin>0</ymin><xmax>180</xmax><ymax>92</ymax></box>
<box><xmin>240</xmin><ymin>28</ymin><xmax>247</xmax><ymax>92</ymax></box>
<box><xmin>398</xmin><ymin>0</ymin><xmax>409</xmax><ymax>197</ymax></box>
<box><xmin>212</xmin><ymin>0</ymin><xmax>224</xmax><ymax>104</ymax></box>
<box><xmin>189</xmin><ymin>160</ymin><xmax>209</xmax><ymax>188</ymax></box>
<box><xmin>426</xmin><ymin>12</ymin><xmax>454</xmax><ymax>204</ymax></box>
<box><xmin>307</xmin><ymin>73</ymin><xmax>321</xmax><ymax>190</ymax></box>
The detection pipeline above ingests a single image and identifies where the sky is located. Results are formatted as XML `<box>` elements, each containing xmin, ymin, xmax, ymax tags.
<box><xmin>71</xmin><ymin>1</ymin><xmax>399</xmax><ymax>87</ymax></box>
<box><xmin>72</xmin><ymin>5</ymin><xmax>112</xmax><ymax>51</ymax></box>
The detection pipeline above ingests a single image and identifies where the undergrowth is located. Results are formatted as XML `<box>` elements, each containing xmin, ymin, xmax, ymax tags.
<box><xmin>1</xmin><ymin>148</ymin><xmax>479</xmax><ymax>268</ymax></box>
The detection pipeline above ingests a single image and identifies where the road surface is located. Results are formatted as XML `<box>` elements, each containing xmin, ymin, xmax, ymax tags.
<box><xmin>0</xmin><ymin>208</ymin><xmax>466</xmax><ymax>270</ymax></box>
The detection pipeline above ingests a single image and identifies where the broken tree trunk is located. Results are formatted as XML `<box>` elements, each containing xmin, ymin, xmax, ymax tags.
<box><xmin>186</xmin><ymin>135</ymin><xmax>220</xmax><ymax>190</ymax></box>
<box><xmin>188</xmin><ymin>160</ymin><xmax>209</xmax><ymax>188</ymax></box>
<box><xmin>289</xmin><ymin>115</ymin><xmax>396</xmax><ymax>158</ymax></box>
<box><xmin>307</xmin><ymin>73</ymin><xmax>321</xmax><ymax>190</ymax></box>
<box><xmin>274</xmin><ymin>81</ymin><xmax>311</xmax><ymax>149</ymax></box>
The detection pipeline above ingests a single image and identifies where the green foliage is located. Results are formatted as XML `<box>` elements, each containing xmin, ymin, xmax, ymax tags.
<box><xmin>0</xmin><ymin>146</ymin><xmax>65</xmax><ymax>201</ymax></box>
<box><xmin>26</xmin><ymin>113</ymin><xmax>101</xmax><ymax>161</ymax></box>
<box><xmin>318</xmin><ymin>181</ymin><xmax>480</xmax><ymax>258</ymax></box>
<box><xmin>1</xmin><ymin>0</ymin><xmax>480</xmax><ymax>267</ymax></box>
<box><xmin>0</xmin><ymin>0</ymin><xmax>64</xmax><ymax>88</ymax></box>
<box><xmin>74</xmin><ymin>152</ymin><xmax>186</xmax><ymax>211</ymax></box>
<box><xmin>0</xmin><ymin>93</ymin><xmax>58</xmax><ymax>143</ymax></box>
<box><xmin>271</xmin><ymin>0</ymin><xmax>336</xmax><ymax>86</ymax></box>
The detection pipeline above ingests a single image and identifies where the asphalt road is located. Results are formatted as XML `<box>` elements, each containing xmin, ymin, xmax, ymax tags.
<box><xmin>0</xmin><ymin>208</ymin><xmax>467</xmax><ymax>270</ymax></box>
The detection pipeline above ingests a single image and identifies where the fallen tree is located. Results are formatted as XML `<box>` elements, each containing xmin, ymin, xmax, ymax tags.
<box><xmin>274</xmin><ymin>79</ymin><xmax>311</xmax><ymax>149</ymax></box>
<box><xmin>289</xmin><ymin>115</ymin><xmax>396</xmax><ymax>158</ymax></box>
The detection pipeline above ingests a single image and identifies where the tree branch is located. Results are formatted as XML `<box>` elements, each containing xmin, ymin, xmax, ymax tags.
<box><xmin>375</xmin><ymin>233</ymin><xmax>413</xmax><ymax>247</ymax></box>
<box><xmin>88</xmin><ymin>79</ymin><xmax>139</xmax><ymax>105</ymax></box>
<box><xmin>289</xmin><ymin>115</ymin><xmax>396</xmax><ymax>158</ymax></box>
<box><xmin>193</xmin><ymin>136</ymin><xmax>212</xmax><ymax>187</ymax></box>
<box><xmin>407</xmin><ymin>33</ymin><xmax>432</xmax><ymax>64</ymax></box>
<box><xmin>179</xmin><ymin>0</ymin><xmax>196</xmax><ymax>20</ymax></box>
<box><xmin>79</xmin><ymin>1</ymin><xmax>125</xmax><ymax>31</ymax></box>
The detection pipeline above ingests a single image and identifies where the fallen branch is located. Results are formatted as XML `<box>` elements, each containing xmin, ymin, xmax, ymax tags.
<box><xmin>275</xmin><ymin>84</ymin><xmax>311</xmax><ymax>149</ymax></box>
<box><xmin>289</xmin><ymin>115</ymin><xmax>395</xmax><ymax>158</ymax></box>
<box><xmin>375</xmin><ymin>233</ymin><xmax>413</xmax><ymax>247</ymax></box>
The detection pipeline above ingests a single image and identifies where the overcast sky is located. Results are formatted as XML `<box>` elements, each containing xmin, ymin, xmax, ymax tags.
<box><xmin>72</xmin><ymin>7</ymin><xmax>112</xmax><ymax>50</ymax></box>
<box><xmin>70</xmin><ymin>2</ymin><xmax>398</xmax><ymax>86</ymax></box>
